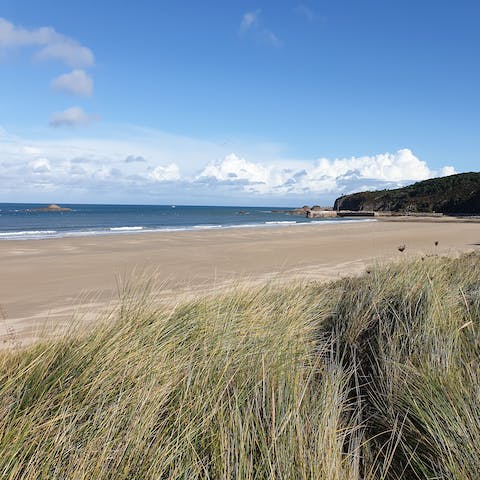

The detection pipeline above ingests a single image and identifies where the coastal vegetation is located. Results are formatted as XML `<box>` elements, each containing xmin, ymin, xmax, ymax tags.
<box><xmin>334</xmin><ymin>172</ymin><xmax>480</xmax><ymax>213</ymax></box>
<box><xmin>1</xmin><ymin>253</ymin><xmax>480</xmax><ymax>479</ymax></box>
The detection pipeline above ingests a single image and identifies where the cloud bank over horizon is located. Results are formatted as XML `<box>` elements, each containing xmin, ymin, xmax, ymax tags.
<box><xmin>0</xmin><ymin>126</ymin><xmax>456</xmax><ymax>205</ymax></box>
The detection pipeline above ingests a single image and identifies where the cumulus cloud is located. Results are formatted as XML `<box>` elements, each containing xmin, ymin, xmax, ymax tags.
<box><xmin>198</xmin><ymin>154</ymin><xmax>268</xmax><ymax>185</ymax></box>
<box><xmin>239</xmin><ymin>11</ymin><xmax>282</xmax><ymax>47</ymax></box>
<box><xmin>196</xmin><ymin>149</ymin><xmax>455</xmax><ymax>196</ymax></box>
<box><xmin>29</xmin><ymin>158</ymin><xmax>51</xmax><ymax>173</ymax></box>
<box><xmin>197</xmin><ymin>154</ymin><xmax>313</xmax><ymax>194</ymax></box>
<box><xmin>312</xmin><ymin>149</ymin><xmax>432</xmax><ymax>183</ymax></box>
<box><xmin>149</xmin><ymin>164</ymin><xmax>181</xmax><ymax>182</ymax></box>
<box><xmin>35</xmin><ymin>42</ymin><xmax>94</xmax><ymax>68</ymax></box>
<box><xmin>51</xmin><ymin>69</ymin><xmax>93</xmax><ymax>97</ymax></box>
<box><xmin>0</xmin><ymin>17</ymin><xmax>94</xmax><ymax>68</ymax></box>
<box><xmin>440</xmin><ymin>166</ymin><xmax>456</xmax><ymax>176</ymax></box>
<box><xmin>49</xmin><ymin>106</ymin><xmax>97</xmax><ymax>127</ymax></box>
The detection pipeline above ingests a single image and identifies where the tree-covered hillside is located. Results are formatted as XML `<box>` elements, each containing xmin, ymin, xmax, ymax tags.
<box><xmin>333</xmin><ymin>172</ymin><xmax>480</xmax><ymax>213</ymax></box>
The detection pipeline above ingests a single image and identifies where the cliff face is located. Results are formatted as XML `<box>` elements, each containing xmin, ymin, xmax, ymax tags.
<box><xmin>333</xmin><ymin>172</ymin><xmax>480</xmax><ymax>214</ymax></box>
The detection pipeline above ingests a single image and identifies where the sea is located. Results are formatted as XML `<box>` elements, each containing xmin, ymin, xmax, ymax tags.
<box><xmin>0</xmin><ymin>203</ymin><xmax>374</xmax><ymax>240</ymax></box>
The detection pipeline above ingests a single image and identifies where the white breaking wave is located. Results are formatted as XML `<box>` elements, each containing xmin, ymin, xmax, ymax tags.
<box><xmin>308</xmin><ymin>219</ymin><xmax>377</xmax><ymax>225</ymax></box>
<box><xmin>264</xmin><ymin>221</ymin><xmax>297</xmax><ymax>225</ymax></box>
<box><xmin>192</xmin><ymin>225</ymin><xmax>223</xmax><ymax>229</ymax></box>
<box><xmin>109</xmin><ymin>226</ymin><xmax>144</xmax><ymax>231</ymax></box>
<box><xmin>0</xmin><ymin>230</ymin><xmax>58</xmax><ymax>237</ymax></box>
<box><xmin>228</xmin><ymin>223</ymin><xmax>265</xmax><ymax>229</ymax></box>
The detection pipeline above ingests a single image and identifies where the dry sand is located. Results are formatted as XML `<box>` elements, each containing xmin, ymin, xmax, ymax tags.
<box><xmin>1</xmin><ymin>219</ymin><xmax>479</xmax><ymax>346</ymax></box>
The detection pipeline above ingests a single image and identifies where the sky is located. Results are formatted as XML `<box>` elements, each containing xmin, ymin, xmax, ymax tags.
<box><xmin>0</xmin><ymin>0</ymin><xmax>479</xmax><ymax>206</ymax></box>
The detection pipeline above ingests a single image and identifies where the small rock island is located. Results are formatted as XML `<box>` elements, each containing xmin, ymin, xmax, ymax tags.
<box><xmin>32</xmin><ymin>204</ymin><xmax>72</xmax><ymax>212</ymax></box>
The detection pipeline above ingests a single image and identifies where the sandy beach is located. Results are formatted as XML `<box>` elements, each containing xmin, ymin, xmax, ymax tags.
<box><xmin>1</xmin><ymin>219</ymin><xmax>479</xmax><ymax>346</ymax></box>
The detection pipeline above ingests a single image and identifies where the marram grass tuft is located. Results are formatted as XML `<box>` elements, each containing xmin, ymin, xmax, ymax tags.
<box><xmin>1</xmin><ymin>253</ymin><xmax>480</xmax><ymax>479</ymax></box>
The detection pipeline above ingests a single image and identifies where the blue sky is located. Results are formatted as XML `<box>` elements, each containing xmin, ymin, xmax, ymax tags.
<box><xmin>0</xmin><ymin>0</ymin><xmax>478</xmax><ymax>206</ymax></box>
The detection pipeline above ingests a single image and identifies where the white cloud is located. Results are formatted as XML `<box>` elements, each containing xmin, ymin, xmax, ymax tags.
<box><xmin>70</xmin><ymin>165</ymin><xmax>87</xmax><ymax>175</ymax></box>
<box><xmin>294</xmin><ymin>5</ymin><xmax>318</xmax><ymax>22</ymax></box>
<box><xmin>29</xmin><ymin>158</ymin><xmax>51</xmax><ymax>173</ymax></box>
<box><xmin>125</xmin><ymin>155</ymin><xmax>147</xmax><ymax>163</ymax></box>
<box><xmin>51</xmin><ymin>69</ymin><xmax>93</xmax><ymax>97</ymax></box>
<box><xmin>0</xmin><ymin>17</ymin><xmax>94</xmax><ymax>68</ymax></box>
<box><xmin>35</xmin><ymin>42</ymin><xmax>94</xmax><ymax>68</ymax></box>
<box><xmin>21</xmin><ymin>145</ymin><xmax>42</xmax><ymax>155</ymax></box>
<box><xmin>440</xmin><ymin>166</ymin><xmax>456</xmax><ymax>176</ymax></box>
<box><xmin>196</xmin><ymin>153</ymin><xmax>310</xmax><ymax>194</ymax></box>
<box><xmin>1</xmin><ymin>17</ymin><xmax>96</xmax><ymax>123</ymax></box>
<box><xmin>198</xmin><ymin>153</ymin><xmax>269</xmax><ymax>184</ymax></box>
<box><xmin>196</xmin><ymin>149</ymin><xmax>454</xmax><ymax>196</ymax></box>
<box><xmin>240</xmin><ymin>11</ymin><xmax>259</xmax><ymax>31</ymax></box>
<box><xmin>49</xmin><ymin>106</ymin><xmax>97</xmax><ymax>127</ymax></box>
<box><xmin>0</xmin><ymin>125</ymin><xmax>459</xmax><ymax>204</ymax></box>
<box><xmin>262</xmin><ymin>31</ymin><xmax>282</xmax><ymax>48</ymax></box>
<box><xmin>239</xmin><ymin>11</ymin><xmax>282</xmax><ymax>47</ymax></box>
<box><xmin>311</xmin><ymin>149</ymin><xmax>432</xmax><ymax>183</ymax></box>
<box><xmin>149</xmin><ymin>163</ymin><xmax>181</xmax><ymax>182</ymax></box>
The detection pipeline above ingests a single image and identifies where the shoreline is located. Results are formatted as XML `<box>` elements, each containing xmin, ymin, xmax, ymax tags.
<box><xmin>1</xmin><ymin>214</ymin><xmax>479</xmax><ymax>242</ymax></box>
<box><xmin>0</xmin><ymin>217</ymin><xmax>376</xmax><ymax>241</ymax></box>
<box><xmin>1</xmin><ymin>219</ymin><xmax>479</xmax><ymax>347</ymax></box>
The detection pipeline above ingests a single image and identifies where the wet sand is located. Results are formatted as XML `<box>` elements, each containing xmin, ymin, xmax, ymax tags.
<box><xmin>1</xmin><ymin>220</ymin><xmax>479</xmax><ymax>346</ymax></box>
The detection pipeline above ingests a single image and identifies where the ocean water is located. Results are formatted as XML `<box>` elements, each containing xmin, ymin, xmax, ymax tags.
<box><xmin>0</xmin><ymin>203</ymin><xmax>374</xmax><ymax>240</ymax></box>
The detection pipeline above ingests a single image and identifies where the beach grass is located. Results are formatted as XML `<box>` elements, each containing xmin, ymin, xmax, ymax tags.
<box><xmin>1</xmin><ymin>253</ymin><xmax>479</xmax><ymax>479</ymax></box>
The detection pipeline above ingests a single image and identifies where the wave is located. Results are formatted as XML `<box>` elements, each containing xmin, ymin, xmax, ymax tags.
<box><xmin>308</xmin><ymin>218</ymin><xmax>377</xmax><ymax>225</ymax></box>
<box><xmin>264</xmin><ymin>221</ymin><xmax>297</xmax><ymax>225</ymax></box>
<box><xmin>192</xmin><ymin>225</ymin><xmax>223</xmax><ymax>229</ymax></box>
<box><xmin>109</xmin><ymin>226</ymin><xmax>144</xmax><ymax>231</ymax></box>
<box><xmin>63</xmin><ymin>227</ymin><xmax>191</xmax><ymax>237</ymax></box>
<box><xmin>0</xmin><ymin>219</ymin><xmax>377</xmax><ymax>240</ymax></box>
<box><xmin>0</xmin><ymin>230</ymin><xmax>58</xmax><ymax>237</ymax></box>
<box><xmin>228</xmin><ymin>223</ymin><xmax>265</xmax><ymax>229</ymax></box>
